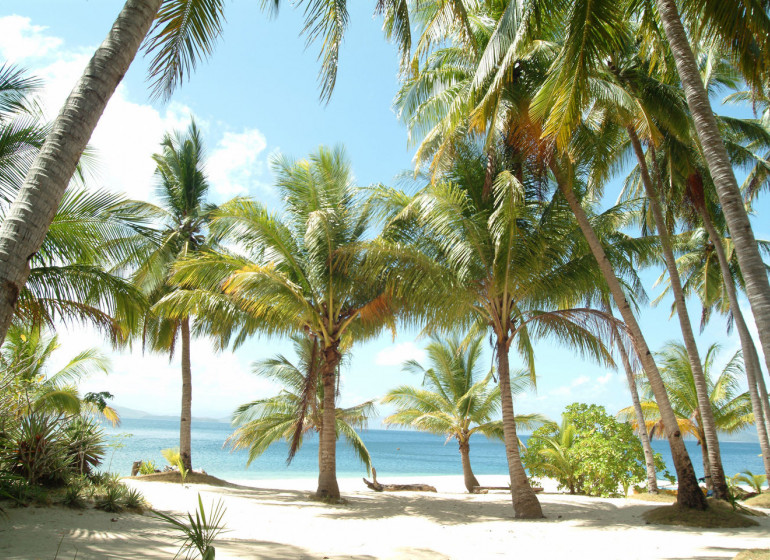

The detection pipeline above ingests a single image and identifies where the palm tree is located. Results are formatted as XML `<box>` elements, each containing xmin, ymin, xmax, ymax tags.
<box><xmin>650</xmin><ymin>0</ymin><xmax>770</xmax><ymax>376</ymax></box>
<box><xmin>396</xmin><ymin>2</ymin><xmax>707</xmax><ymax>509</ymax></box>
<box><xmin>228</xmin><ymin>335</ymin><xmax>375</xmax><ymax>474</ymax></box>
<box><xmin>619</xmin><ymin>341</ymin><xmax>753</xmax><ymax>484</ymax></box>
<box><xmin>383</xmin><ymin>333</ymin><xmax>545</xmax><ymax>492</ymax></box>
<box><xmin>376</xmin><ymin>143</ymin><xmax>621</xmax><ymax>518</ymax></box>
<box><xmin>523</xmin><ymin>419</ymin><xmax>581</xmax><ymax>494</ymax></box>
<box><xmin>132</xmin><ymin>119</ymin><xmax>220</xmax><ymax>473</ymax></box>
<box><xmin>165</xmin><ymin>145</ymin><xmax>397</xmax><ymax>500</ymax></box>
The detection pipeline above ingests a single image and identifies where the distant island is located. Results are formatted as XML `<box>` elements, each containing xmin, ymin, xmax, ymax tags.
<box><xmin>113</xmin><ymin>406</ymin><xmax>230</xmax><ymax>424</ymax></box>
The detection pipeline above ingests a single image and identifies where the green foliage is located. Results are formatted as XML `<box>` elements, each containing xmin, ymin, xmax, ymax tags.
<box><xmin>95</xmin><ymin>483</ymin><xmax>127</xmax><ymax>513</ymax></box>
<box><xmin>162</xmin><ymin>447</ymin><xmax>188</xmax><ymax>483</ymax></box>
<box><xmin>1</xmin><ymin>412</ymin><xmax>72</xmax><ymax>487</ymax></box>
<box><xmin>62</xmin><ymin>481</ymin><xmax>87</xmax><ymax>509</ymax></box>
<box><xmin>733</xmin><ymin>470</ymin><xmax>767</xmax><ymax>494</ymax></box>
<box><xmin>139</xmin><ymin>459</ymin><xmax>158</xmax><ymax>475</ymax></box>
<box><xmin>63</xmin><ymin>416</ymin><xmax>106</xmax><ymax>475</ymax></box>
<box><xmin>153</xmin><ymin>493</ymin><xmax>227</xmax><ymax>560</ymax></box>
<box><xmin>124</xmin><ymin>486</ymin><xmax>147</xmax><ymax>510</ymax></box>
<box><xmin>523</xmin><ymin>403</ymin><xmax>672</xmax><ymax>497</ymax></box>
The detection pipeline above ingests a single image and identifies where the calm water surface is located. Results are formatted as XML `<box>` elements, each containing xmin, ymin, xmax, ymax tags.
<box><xmin>102</xmin><ymin>418</ymin><xmax>764</xmax><ymax>482</ymax></box>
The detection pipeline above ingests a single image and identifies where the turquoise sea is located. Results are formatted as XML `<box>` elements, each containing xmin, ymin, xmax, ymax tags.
<box><xmin>103</xmin><ymin>418</ymin><xmax>764</xmax><ymax>483</ymax></box>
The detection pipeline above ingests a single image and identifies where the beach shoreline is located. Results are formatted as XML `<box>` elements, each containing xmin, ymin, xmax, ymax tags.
<box><xmin>1</xmin><ymin>474</ymin><xmax>767</xmax><ymax>560</ymax></box>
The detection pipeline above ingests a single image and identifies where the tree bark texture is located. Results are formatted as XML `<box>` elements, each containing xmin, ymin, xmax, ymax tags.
<box><xmin>458</xmin><ymin>438</ymin><xmax>480</xmax><ymax>493</ymax></box>
<box><xmin>654</xmin><ymin>0</ymin><xmax>770</xmax><ymax>381</ymax></box>
<box><xmin>0</xmin><ymin>0</ymin><xmax>163</xmax><ymax>346</ymax></box>
<box><xmin>179</xmin><ymin>317</ymin><xmax>193</xmax><ymax>472</ymax></box>
<box><xmin>497</xmin><ymin>338</ymin><xmax>543</xmax><ymax>518</ymax></box>
<box><xmin>615</xmin><ymin>322</ymin><xmax>659</xmax><ymax>493</ymax></box>
<box><xmin>627</xmin><ymin>128</ymin><xmax>728</xmax><ymax>499</ymax></box>
<box><xmin>316</xmin><ymin>341</ymin><xmax>342</xmax><ymax>500</ymax></box>
<box><xmin>699</xmin><ymin>208</ymin><xmax>770</xmax><ymax>481</ymax></box>
<box><xmin>557</xmin><ymin>175</ymin><xmax>706</xmax><ymax>509</ymax></box>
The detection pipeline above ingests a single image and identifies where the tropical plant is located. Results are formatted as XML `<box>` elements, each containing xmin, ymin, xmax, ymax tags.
<box><xmin>228</xmin><ymin>335</ymin><xmax>375</xmax><ymax>475</ymax></box>
<box><xmin>154</xmin><ymin>493</ymin><xmax>227</xmax><ymax>560</ymax></box>
<box><xmin>161</xmin><ymin>447</ymin><xmax>188</xmax><ymax>484</ymax></box>
<box><xmin>524</xmin><ymin>403</ymin><xmax>671</xmax><ymax>497</ymax></box>
<box><xmin>732</xmin><ymin>470</ymin><xmax>767</xmax><ymax>495</ymax></box>
<box><xmin>139</xmin><ymin>459</ymin><xmax>158</xmax><ymax>475</ymax></box>
<box><xmin>134</xmin><ymin>119</ymin><xmax>223</xmax><ymax>473</ymax></box>
<box><xmin>382</xmin><ymin>333</ymin><xmax>545</xmax><ymax>492</ymax></box>
<box><xmin>161</xmin><ymin>145</ymin><xmax>397</xmax><ymax>500</ymax></box>
<box><xmin>375</xmin><ymin>142</ymin><xmax>622</xmax><ymax>518</ymax></box>
<box><xmin>619</xmin><ymin>342</ymin><xmax>753</xmax><ymax>485</ymax></box>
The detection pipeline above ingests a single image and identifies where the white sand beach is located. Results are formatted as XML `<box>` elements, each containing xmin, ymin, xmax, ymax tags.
<box><xmin>1</xmin><ymin>475</ymin><xmax>768</xmax><ymax>560</ymax></box>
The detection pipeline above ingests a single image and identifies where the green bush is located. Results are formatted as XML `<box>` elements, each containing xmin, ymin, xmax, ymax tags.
<box><xmin>95</xmin><ymin>483</ymin><xmax>127</xmax><ymax>512</ymax></box>
<box><xmin>2</xmin><ymin>413</ymin><xmax>72</xmax><ymax>487</ymax></box>
<box><xmin>523</xmin><ymin>403</ymin><xmax>672</xmax><ymax>497</ymax></box>
<box><xmin>63</xmin><ymin>416</ymin><xmax>106</xmax><ymax>475</ymax></box>
<box><xmin>139</xmin><ymin>460</ymin><xmax>158</xmax><ymax>475</ymax></box>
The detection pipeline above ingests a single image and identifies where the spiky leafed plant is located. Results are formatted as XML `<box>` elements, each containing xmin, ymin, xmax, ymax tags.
<box><xmin>228</xmin><ymin>335</ymin><xmax>375</xmax><ymax>475</ymax></box>
<box><xmin>375</xmin><ymin>143</ymin><xmax>622</xmax><ymax>518</ymax></box>
<box><xmin>383</xmin><ymin>333</ymin><xmax>545</xmax><ymax>492</ymax></box>
<box><xmin>619</xmin><ymin>342</ymin><xmax>753</xmax><ymax>483</ymax></box>
<box><xmin>164</xmin><ymin>145</ymin><xmax>396</xmax><ymax>500</ymax></box>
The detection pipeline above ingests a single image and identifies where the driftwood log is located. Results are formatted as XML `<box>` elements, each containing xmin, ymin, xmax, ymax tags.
<box><xmin>363</xmin><ymin>467</ymin><xmax>437</xmax><ymax>492</ymax></box>
<box><xmin>130</xmin><ymin>460</ymin><xmax>141</xmax><ymax>476</ymax></box>
<box><xmin>471</xmin><ymin>485</ymin><xmax>544</xmax><ymax>494</ymax></box>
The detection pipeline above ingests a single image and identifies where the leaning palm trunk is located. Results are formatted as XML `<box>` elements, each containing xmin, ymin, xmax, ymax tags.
<box><xmin>180</xmin><ymin>317</ymin><xmax>193</xmax><ymax>472</ymax></box>
<box><xmin>317</xmin><ymin>342</ymin><xmax>342</xmax><ymax>500</ymax></box>
<box><xmin>615</xmin><ymin>321</ymin><xmax>658</xmax><ymax>493</ymax></box>
<box><xmin>0</xmin><ymin>0</ymin><xmax>162</xmax><ymax>346</ymax></box>
<box><xmin>628</xmin><ymin>130</ymin><xmax>728</xmax><ymax>499</ymax></box>
<box><xmin>654</xmin><ymin>0</ymin><xmax>770</xmax><ymax>379</ymax></box>
<box><xmin>459</xmin><ymin>438</ymin><xmax>480</xmax><ymax>493</ymax></box>
<box><xmin>556</xmin><ymin>170</ymin><xmax>706</xmax><ymax>509</ymax></box>
<box><xmin>698</xmin><ymin>207</ymin><xmax>770</xmax><ymax>481</ymax></box>
<box><xmin>497</xmin><ymin>339</ymin><xmax>543</xmax><ymax>518</ymax></box>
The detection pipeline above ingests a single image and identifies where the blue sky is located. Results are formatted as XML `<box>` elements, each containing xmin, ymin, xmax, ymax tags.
<box><xmin>1</xmin><ymin>1</ymin><xmax>767</xmax><ymax>427</ymax></box>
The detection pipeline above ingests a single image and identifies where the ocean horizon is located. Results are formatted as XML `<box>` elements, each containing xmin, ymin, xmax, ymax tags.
<box><xmin>102</xmin><ymin>418</ymin><xmax>765</xmax><ymax>483</ymax></box>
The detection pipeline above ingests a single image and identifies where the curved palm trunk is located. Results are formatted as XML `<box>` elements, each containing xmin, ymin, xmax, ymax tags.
<box><xmin>0</xmin><ymin>0</ymin><xmax>162</xmax><ymax>346</ymax></box>
<box><xmin>699</xmin><ymin>433</ymin><xmax>712</xmax><ymax>493</ymax></box>
<box><xmin>699</xmin><ymin>208</ymin><xmax>770</xmax><ymax>481</ymax></box>
<box><xmin>316</xmin><ymin>341</ymin><xmax>342</xmax><ymax>500</ymax></box>
<box><xmin>654</xmin><ymin>0</ymin><xmax>770</xmax><ymax>380</ymax></box>
<box><xmin>557</xmin><ymin>172</ymin><xmax>706</xmax><ymax>509</ymax></box>
<box><xmin>497</xmin><ymin>338</ymin><xmax>543</xmax><ymax>518</ymax></box>
<box><xmin>628</xmin><ymin>130</ymin><xmax>728</xmax><ymax>499</ymax></box>
<box><xmin>458</xmin><ymin>437</ymin><xmax>480</xmax><ymax>493</ymax></box>
<box><xmin>615</xmin><ymin>325</ymin><xmax>659</xmax><ymax>493</ymax></box>
<box><xmin>180</xmin><ymin>317</ymin><xmax>193</xmax><ymax>472</ymax></box>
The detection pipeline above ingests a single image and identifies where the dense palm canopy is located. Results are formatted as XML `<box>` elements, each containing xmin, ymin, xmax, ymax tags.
<box><xmin>383</xmin><ymin>333</ymin><xmax>545</xmax><ymax>491</ymax></box>
<box><xmin>228</xmin><ymin>335</ymin><xmax>374</xmax><ymax>474</ymax></box>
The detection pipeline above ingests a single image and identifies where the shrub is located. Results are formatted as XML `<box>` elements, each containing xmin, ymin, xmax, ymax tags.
<box><xmin>733</xmin><ymin>471</ymin><xmax>767</xmax><ymax>495</ymax></box>
<box><xmin>124</xmin><ymin>486</ymin><xmax>147</xmax><ymax>510</ymax></box>
<box><xmin>162</xmin><ymin>447</ymin><xmax>188</xmax><ymax>483</ymax></box>
<box><xmin>62</xmin><ymin>482</ymin><xmax>87</xmax><ymax>509</ymax></box>
<box><xmin>523</xmin><ymin>403</ymin><xmax>672</xmax><ymax>497</ymax></box>
<box><xmin>95</xmin><ymin>483</ymin><xmax>127</xmax><ymax>513</ymax></box>
<box><xmin>63</xmin><ymin>416</ymin><xmax>106</xmax><ymax>475</ymax></box>
<box><xmin>2</xmin><ymin>413</ymin><xmax>72</xmax><ymax>486</ymax></box>
<box><xmin>154</xmin><ymin>493</ymin><xmax>227</xmax><ymax>560</ymax></box>
<box><xmin>139</xmin><ymin>460</ymin><xmax>158</xmax><ymax>475</ymax></box>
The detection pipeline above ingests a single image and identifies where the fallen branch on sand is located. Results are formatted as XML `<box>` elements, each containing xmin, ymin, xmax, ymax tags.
<box><xmin>362</xmin><ymin>468</ymin><xmax>437</xmax><ymax>492</ymax></box>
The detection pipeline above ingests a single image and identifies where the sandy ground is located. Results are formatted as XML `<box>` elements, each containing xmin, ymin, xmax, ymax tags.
<box><xmin>1</xmin><ymin>475</ymin><xmax>768</xmax><ymax>560</ymax></box>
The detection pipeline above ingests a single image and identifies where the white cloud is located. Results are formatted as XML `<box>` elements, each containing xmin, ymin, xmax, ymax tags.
<box><xmin>375</xmin><ymin>342</ymin><xmax>426</xmax><ymax>367</ymax></box>
<box><xmin>571</xmin><ymin>375</ymin><xmax>590</xmax><ymax>387</ymax></box>
<box><xmin>207</xmin><ymin>129</ymin><xmax>269</xmax><ymax>199</ymax></box>
<box><xmin>0</xmin><ymin>16</ymin><xmax>63</xmax><ymax>62</ymax></box>
<box><xmin>597</xmin><ymin>372</ymin><xmax>613</xmax><ymax>385</ymax></box>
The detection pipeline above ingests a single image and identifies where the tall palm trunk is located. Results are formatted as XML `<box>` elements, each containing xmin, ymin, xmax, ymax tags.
<box><xmin>615</xmin><ymin>322</ymin><xmax>659</xmax><ymax>493</ymax></box>
<box><xmin>0</xmin><ymin>0</ymin><xmax>162</xmax><ymax>346</ymax></box>
<box><xmin>698</xmin><ymin>207</ymin><xmax>770</xmax><ymax>481</ymax></box>
<box><xmin>627</xmin><ymin>129</ymin><xmax>728</xmax><ymax>499</ymax></box>
<box><xmin>699</xmin><ymin>430</ymin><xmax>712</xmax><ymax>492</ymax></box>
<box><xmin>556</xmin><ymin>169</ymin><xmax>706</xmax><ymax>509</ymax></box>
<box><xmin>317</xmin><ymin>341</ymin><xmax>342</xmax><ymax>500</ymax></box>
<box><xmin>459</xmin><ymin>437</ymin><xmax>480</xmax><ymax>493</ymax></box>
<box><xmin>654</xmin><ymin>0</ymin><xmax>770</xmax><ymax>378</ymax></box>
<box><xmin>179</xmin><ymin>317</ymin><xmax>193</xmax><ymax>472</ymax></box>
<box><xmin>497</xmin><ymin>337</ymin><xmax>543</xmax><ymax>518</ymax></box>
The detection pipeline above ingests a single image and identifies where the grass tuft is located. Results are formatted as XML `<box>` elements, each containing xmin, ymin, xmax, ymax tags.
<box><xmin>628</xmin><ymin>492</ymin><xmax>677</xmax><ymax>504</ymax></box>
<box><xmin>744</xmin><ymin>492</ymin><xmax>770</xmax><ymax>509</ymax></box>
<box><xmin>734</xmin><ymin>550</ymin><xmax>770</xmax><ymax>560</ymax></box>
<box><xmin>643</xmin><ymin>498</ymin><xmax>761</xmax><ymax>528</ymax></box>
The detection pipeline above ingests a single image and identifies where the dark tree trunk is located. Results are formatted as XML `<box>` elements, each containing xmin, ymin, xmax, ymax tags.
<box><xmin>497</xmin><ymin>338</ymin><xmax>543</xmax><ymax>518</ymax></box>
<box><xmin>458</xmin><ymin>437</ymin><xmax>480</xmax><ymax>493</ymax></box>
<box><xmin>316</xmin><ymin>340</ymin><xmax>342</xmax><ymax>500</ymax></box>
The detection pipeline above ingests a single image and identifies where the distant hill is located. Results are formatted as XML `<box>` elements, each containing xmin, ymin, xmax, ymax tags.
<box><xmin>114</xmin><ymin>406</ymin><xmax>229</xmax><ymax>424</ymax></box>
